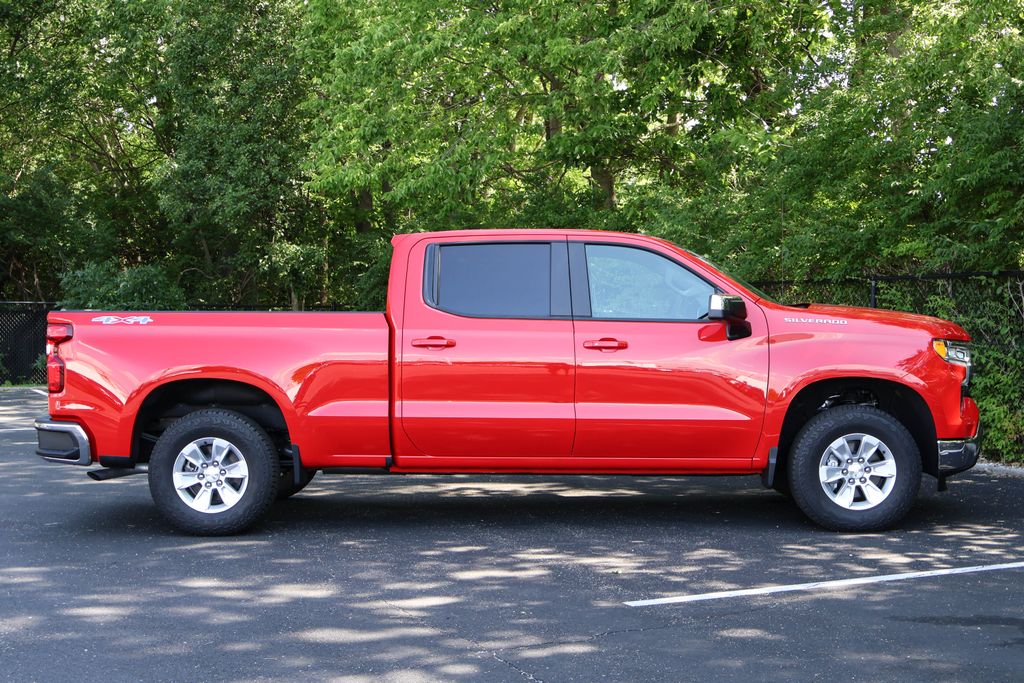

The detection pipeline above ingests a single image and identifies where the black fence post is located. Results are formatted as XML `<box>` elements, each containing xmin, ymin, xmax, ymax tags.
<box><xmin>869</xmin><ymin>277</ymin><xmax>878</xmax><ymax>308</ymax></box>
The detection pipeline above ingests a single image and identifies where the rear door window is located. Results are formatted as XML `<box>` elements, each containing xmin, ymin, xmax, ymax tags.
<box><xmin>430</xmin><ymin>243</ymin><xmax>555</xmax><ymax>318</ymax></box>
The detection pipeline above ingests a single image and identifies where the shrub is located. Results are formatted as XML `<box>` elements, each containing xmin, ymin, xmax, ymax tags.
<box><xmin>59</xmin><ymin>262</ymin><xmax>187</xmax><ymax>311</ymax></box>
<box><xmin>759</xmin><ymin>275</ymin><xmax>1024</xmax><ymax>462</ymax></box>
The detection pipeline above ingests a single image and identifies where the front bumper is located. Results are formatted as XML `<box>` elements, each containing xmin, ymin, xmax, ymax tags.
<box><xmin>35</xmin><ymin>417</ymin><xmax>92</xmax><ymax>466</ymax></box>
<box><xmin>937</xmin><ymin>425</ymin><xmax>983</xmax><ymax>477</ymax></box>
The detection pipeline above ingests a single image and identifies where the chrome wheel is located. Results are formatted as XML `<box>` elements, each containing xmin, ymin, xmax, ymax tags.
<box><xmin>818</xmin><ymin>433</ymin><xmax>897</xmax><ymax>511</ymax></box>
<box><xmin>172</xmin><ymin>437</ymin><xmax>249</xmax><ymax>514</ymax></box>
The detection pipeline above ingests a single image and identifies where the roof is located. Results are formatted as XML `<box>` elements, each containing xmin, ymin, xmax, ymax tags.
<box><xmin>390</xmin><ymin>228</ymin><xmax>668</xmax><ymax>245</ymax></box>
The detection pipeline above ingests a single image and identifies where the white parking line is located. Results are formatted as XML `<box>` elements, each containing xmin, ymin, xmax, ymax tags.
<box><xmin>31</xmin><ymin>389</ymin><xmax>48</xmax><ymax>397</ymax></box>
<box><xmin>625</xmin><ymin>560</ymin><xmax>1024</xmax><ymax>607</ymax></box>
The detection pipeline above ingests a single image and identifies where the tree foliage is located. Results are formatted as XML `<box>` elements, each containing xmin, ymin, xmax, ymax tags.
<box><xmin>2</xmin><ymin>1</ymin><xmax>1023</xmax><ymax>452</ymax></box>
<box><xmin>304</xmin><ymin>0</ymin><xmax>828</xmax><ymax>232</ymax></box>
<box><xmin>4</xmin><ymin>0</ymin><xmax>1021</xmax><ymax>304</ymax></box>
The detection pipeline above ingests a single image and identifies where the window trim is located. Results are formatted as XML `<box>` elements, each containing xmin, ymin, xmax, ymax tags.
<box><xmin>422</xmin><ymin>240</ymin><xmax>572</xmax><ymax>321</ymax></box>
<box><xmin>569</xmin><ymin>240</ymin><xmax>722</xmax><ymax>323</ymax></box>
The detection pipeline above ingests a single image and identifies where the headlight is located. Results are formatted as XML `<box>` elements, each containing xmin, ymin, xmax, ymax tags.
<box><xmin>933</xmin><ymin>339</ymin><xmax>971</xmax><ymax>365</ymax></box>
<box><xmin>933</xmin><ymin>339</ymin><xmax>972</xmax><ymax>388</ymax></box>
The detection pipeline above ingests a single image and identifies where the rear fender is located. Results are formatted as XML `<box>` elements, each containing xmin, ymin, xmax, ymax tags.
<box><xmin>122</xmin><ymin>368</ymin><xmax>298</xmax><ymax>456</ymax></box>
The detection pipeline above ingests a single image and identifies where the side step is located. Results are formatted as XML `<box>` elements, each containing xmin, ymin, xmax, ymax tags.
<box><xmin>87</xmin><ymin>464</ymin><xmax>148</xmax><ymax>481</ymax></box>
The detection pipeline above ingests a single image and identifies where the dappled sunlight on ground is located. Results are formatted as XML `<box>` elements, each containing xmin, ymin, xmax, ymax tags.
<box><xmin>2</xmin><ymin>387</ymin><xmax>1023</xmax><ymax>680</ymax></box>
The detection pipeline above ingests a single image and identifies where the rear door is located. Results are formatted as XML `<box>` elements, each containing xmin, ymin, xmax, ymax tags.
<box><xmin>398</xmin><ymin>236</ymin><xmax>576</xmax><ymax>461</ymax></box>
<box><xmin>570</xmin><ymin>240</ymin><xmax>769</xmax><ymax>466</ymax></box>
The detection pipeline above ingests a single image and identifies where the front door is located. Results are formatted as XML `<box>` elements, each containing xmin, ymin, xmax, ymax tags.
<box><xmin>399</xmin><ymin>237</ymin><xmax>576</xmax><ymax>461</ymax></box>
<box><xmin>570</xmin><ymin>241</ymin><xmax>769</xmax><ymax>465</ymax></box>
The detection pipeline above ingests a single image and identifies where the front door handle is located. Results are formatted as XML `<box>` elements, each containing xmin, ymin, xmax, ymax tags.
<box><xmin>411</xmin><ymin>336</ymin><xmax>456</xmax><ymax>349</ymax></box>
<box><xmin>583</xmin><ymin>338</ymin><xmax>628</xmax><ymax>351</ymax></box>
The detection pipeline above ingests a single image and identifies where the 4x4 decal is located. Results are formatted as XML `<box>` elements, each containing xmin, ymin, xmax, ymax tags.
<box><xmin>91</xmin><ymin>315</ymin><xmax>154</xmax><ymax>325</ymax></box>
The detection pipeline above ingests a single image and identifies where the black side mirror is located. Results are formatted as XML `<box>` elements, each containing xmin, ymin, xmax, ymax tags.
<box><xmin>708</xmin><ymin>294</ymin><xmax>747</xmax><ymax>321</ymax></box>
<box><xmin>707</xmin><ymin>294</ymin><xmax>751</xmax><ymax>340</ymax></box>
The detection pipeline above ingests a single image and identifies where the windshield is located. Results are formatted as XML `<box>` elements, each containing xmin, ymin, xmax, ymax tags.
<box><xmin>682</xmin><ymin>250</ymin><xmax>776</xmax><ymax>303</ymax></box>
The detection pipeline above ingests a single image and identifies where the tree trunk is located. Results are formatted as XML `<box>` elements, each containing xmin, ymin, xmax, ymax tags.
<box><xmin>543</xmin><ymin>73</ymin><xmax>563</xmax><ymax>141</ymax></box>
<box><xmin>320</xmin><ymin>232</ymin><xmax>330</xmax><ymax>307</ymax></box>
<box><xmin>198</xmin><ymin>232</ymin><xmax>214</xmax><ymax>272</ymax></box>
<box><xmin>665</xmin><ymin>111</ymin><xmax>681</xmax><ymax>136</ymax></box>
<box><xmin>879</xmin><ymin>3</ymin><xmax>903</xmax><ymax>58</ymax></box>
<box><xmin>381</xmin><ymin>180</ymin><xmax>397</xmax><ymax>231</ymax></box>
<box><xmin>353</xmin><ymin>188</ymin><xmax>373</xmax><ymax>233</ymax></box>
<box><xmin>591</xmin><ymin>164</ymin><xmax>616</xmax><ymax>210</ymax></box>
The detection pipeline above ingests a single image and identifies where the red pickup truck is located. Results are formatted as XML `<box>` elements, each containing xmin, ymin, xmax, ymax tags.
<box><xmin>36</xmin><ymin>230</ymin><xmax>981</xmax><ymax>535</ymax></box>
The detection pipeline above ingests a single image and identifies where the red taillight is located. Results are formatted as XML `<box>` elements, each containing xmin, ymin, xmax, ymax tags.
<box><xmin>46</xmin><ymin>323</ymin><xmax>73</xmax><ymax>344</ymax></box>
<box><xmin>47</xmin><ymin>354</ymin><xmax>65</xmax><ymax>393</ymax></box>
<box><xmin>46</xmin><ymin>323</ymin><xmax>73</xmax><ymax>393</ymax></box>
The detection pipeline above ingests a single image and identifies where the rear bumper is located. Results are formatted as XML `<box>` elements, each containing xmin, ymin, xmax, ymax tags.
<box><xmin>35</xmin><ymin>417</ymin><xmax>92</xmax><ymax>466</ymax></box>
<box><xmin>937</xmin><ymin>424</ymin><xmax>982</xmax><ymax>477</ymax></box>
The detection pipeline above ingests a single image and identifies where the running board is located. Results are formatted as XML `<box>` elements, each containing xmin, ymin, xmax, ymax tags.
<box><xmin>87</xmin><ymin>464</ymin><xmax>148</xmax><ymax>481</ymax></box>
<box><xmin>319</xmin><ymin>467</ymin><xmax>393</xmax><ymax>475</ymax></box>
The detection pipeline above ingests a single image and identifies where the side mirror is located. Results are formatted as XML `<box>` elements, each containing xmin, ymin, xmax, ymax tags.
<box><xmin>707</xmin><ymin>294</ymin><xmax>747</xmax><ymax>321</ymax></box>
<box><xmin>707</xmin><ymin>294</ymin><xmax>751</xmax><ymax>340</ymax></box>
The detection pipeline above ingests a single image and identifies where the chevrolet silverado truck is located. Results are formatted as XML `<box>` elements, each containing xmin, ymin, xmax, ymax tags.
<box><xmin>36</xmin><ymin>230</ymin><xmax>981</xmax><ymax>535</ymax></box>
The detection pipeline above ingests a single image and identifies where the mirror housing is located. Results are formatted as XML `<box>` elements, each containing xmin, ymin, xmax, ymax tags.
<box><xmin>708</xmin><ymin>294</ymin><xmax>747</xmax><ymax>321</ymax></box>
<box><xmin>707</xmin><ymin>294</ymin><xmax>751</xmax><ymax>340</ymax></box>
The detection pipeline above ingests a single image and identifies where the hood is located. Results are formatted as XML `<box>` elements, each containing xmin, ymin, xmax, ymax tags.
<box><xmin>768</xmin><ymin>302</ymin><xmax>971</xmax><ymax>341</ymax></box>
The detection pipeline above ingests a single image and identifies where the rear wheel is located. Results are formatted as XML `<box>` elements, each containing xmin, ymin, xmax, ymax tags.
<box><xmin>148</xmin><ymin>409</ymin><xmax>279</xmax><ymax>535</ymax></box>
<box><xmin>788</xmin><ymin>405</ymin><xmax>921</xmax><ymax>532</ymax></box>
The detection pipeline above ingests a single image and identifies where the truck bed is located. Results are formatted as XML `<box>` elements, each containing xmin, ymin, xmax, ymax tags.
<box><xmin>48</xmin><ymin>311</ymin><xmax>392</xmax><ymax>468</ymax></box>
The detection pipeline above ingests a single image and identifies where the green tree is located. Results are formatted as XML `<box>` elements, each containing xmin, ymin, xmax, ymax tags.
<box><xmin>3</xmin><ymin>1</ymin><xmax>1023</xmax><ymax>454</ymax></box>
<box><xmin>302</xmin><ymin>0</ymin><xmax>828</xmax><ymax>235</ymax></box>
<box><xmin>657</xmin><ymin>0</ymin><xmax>1024</xmax><ymax>280</ymax></box>
<box><xmin>1</xmin><ymin>0</ymin><xmax>325</xmax><ymax>309</ymax></box>
<box><xmin>155</xmin><ymin>0</ymin><xmax>319</xmax><ymax>308</ymax></box>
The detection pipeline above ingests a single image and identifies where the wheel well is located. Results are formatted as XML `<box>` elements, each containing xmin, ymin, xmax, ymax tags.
<box><xmin>775</xmin><ymin>378</ymin><xmax>938</xmax><ymax>484</ymax></box>
<box><xmin>132</xmin><ymin>379</ymin><xmax>290</xmax><ymax>463</ymax></box>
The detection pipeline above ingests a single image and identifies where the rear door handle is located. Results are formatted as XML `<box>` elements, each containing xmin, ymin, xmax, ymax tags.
<box><xmin>411</xmin><ymin>336</ymin><xmax>456</xmax><ymax>349</ymax></box>
<box><xmin>583</xmin><ymin>338</ymin><xmax>628</xmax><ymax>351</ymax></box>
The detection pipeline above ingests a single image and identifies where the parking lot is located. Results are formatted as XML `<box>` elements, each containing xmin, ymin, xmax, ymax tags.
<box><xmin>2</xmin><ymin>386</ymin><xmax>1023</xmax><ymax>681</ymax></box>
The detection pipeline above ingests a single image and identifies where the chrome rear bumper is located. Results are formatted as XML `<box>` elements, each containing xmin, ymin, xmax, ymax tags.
<box><xmin>35</xmin><ymin>417</ymin><xmax>92</xmax><ymax>466</ymax></box>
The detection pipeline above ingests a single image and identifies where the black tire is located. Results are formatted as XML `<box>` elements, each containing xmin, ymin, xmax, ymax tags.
<box><xmin>277</xmin><ymin>469</ymin><xmax>316</xmax><ymax>500</ymax></box>
<box><xmin>148</xmin><ymin>409</ymin><xmax>280</xmax><ymax>535</ymax></box>
<box><xmin>788</xmin><ymin>405</ymin><xmax>921</xmax><ymax>532</ymax></box>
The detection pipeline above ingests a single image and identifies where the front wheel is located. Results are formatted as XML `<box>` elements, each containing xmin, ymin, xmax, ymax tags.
<box><xmin>148</xmin><ymin>409</ymin><xmax>280</xmax><ymax>535</ymax></box>
<box><xmin>788</xmin><ymin>405</ymin><xmax>921</xmax><ymax>532</ymax></box>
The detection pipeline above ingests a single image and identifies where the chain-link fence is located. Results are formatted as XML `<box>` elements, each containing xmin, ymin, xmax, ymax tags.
<box><xmin>4</xmin><ymin>274</ymin><xmax>1022</xmax><ymax>458</ymax></box>
<box><xmin>0</xmin><ymin>303</ymin><xmax>52</xmax><ymax>385</ymax></box>
<box><xmin>754</xmin><ymin>271</ymin><xmax>1024</xmax><ymax>460</ymax></box>
<box><xmin>752</xmin><ymin>272</ymin><xmax>1024</xmax><ymax>352</ymax></box>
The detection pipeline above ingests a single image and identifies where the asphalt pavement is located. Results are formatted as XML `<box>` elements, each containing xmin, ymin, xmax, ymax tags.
<box><xmin>1</xmin><ymin>386</ymin><xmax>1022</xmax><ymax>682</ymax></box>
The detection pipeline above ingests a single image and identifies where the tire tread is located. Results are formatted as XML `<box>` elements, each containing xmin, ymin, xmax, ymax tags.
<box><xmin>148</xmin><ymin>409</ymin><xmax>280</xmax><ymax>535</ymax></box>
<box><xmin>788</xmin><ymin>405</ymin><xmax>921</xmax><ymax>532</ymax></box>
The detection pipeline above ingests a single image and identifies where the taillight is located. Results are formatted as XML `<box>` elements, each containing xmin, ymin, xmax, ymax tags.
<box><xmin>46</xmin><ymin>324</ymin><xmax>74</xmax><ymax>345</ymax></box>
<box><xmin>47</xmin><ymin>355</ymin><xmax>66</xmax><ymax>393</ymax></box>
<box><xmin>46</xmin><ymin>322</ymin><xmax>73</xmax><ymax>393</ymax></box>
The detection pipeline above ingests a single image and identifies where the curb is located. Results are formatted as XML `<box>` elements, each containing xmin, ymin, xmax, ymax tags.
<box><xmin>975</xmin><ymin>460</ymin><xmax>1024</xmax><ymax>478</ymax></box>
